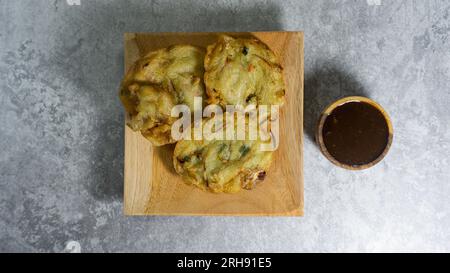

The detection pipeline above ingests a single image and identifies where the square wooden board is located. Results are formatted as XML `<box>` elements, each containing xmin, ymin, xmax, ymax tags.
<box><xmin>123</xmin><ymin>32</ymin><xmax>304</xmax><ymax>216</ymax></box>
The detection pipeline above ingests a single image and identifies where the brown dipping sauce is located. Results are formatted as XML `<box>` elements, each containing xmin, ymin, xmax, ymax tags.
<box><xmin>322</xmin><ymin>101</ymin><xmax>389</xmax><ymax>167</ymax></box>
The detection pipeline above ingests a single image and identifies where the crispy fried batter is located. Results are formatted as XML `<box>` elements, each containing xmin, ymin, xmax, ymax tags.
<box><xmin>173</xmin><ymin>117</ymin><xmax>273</xmax><ymax>193</ymax></box>
<box><xmin>119</xmin><ymin>45</ymin><xmax>206</xmax><ymax>146</ymax></box>
<box><xmin>204</xmin><ymin>35</ymin><xmax>285</xmax><ymax>108</ymax></box>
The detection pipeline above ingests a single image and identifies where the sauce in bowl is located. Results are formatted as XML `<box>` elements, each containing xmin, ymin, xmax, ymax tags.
<box><xmin>316</xmin><ymin>97</ymin><xmax>393</xmax><ymax>170</ymax></box>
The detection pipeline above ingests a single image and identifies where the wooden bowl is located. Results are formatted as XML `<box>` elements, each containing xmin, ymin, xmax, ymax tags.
<box><xmin>315</xmin><ymin>96</ymin><xmax>393</xmax><ymax>170</ymax></box>
<box><xmin>123</xmin><ymin>32</ymin><xmax>304</xmax><ymax>216</ymax></box>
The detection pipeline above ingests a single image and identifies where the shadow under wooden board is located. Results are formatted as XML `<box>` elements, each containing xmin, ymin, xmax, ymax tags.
<box><xmin>123</xmin><ymin>32</ymin><xmax>304</xmax><ymax>216</ymax></box>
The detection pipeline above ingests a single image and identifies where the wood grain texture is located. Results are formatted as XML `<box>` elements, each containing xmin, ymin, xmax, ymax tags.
<box><xmin>123</xmin><ymin>32</ymin><xmax>304</xmax><ymax>216</ymax></box>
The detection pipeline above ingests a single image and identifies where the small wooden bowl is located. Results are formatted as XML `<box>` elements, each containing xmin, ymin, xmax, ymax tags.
<box><xmin>315</xmin><ymin>96</ymin><xmax>394</xmax><ymax>170</ymax></box>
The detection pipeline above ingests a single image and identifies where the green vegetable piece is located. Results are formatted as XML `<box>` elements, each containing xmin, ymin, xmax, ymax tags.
<box><xmin>239</xmin><ymin>145</ymin><xmax>250</xmax><ymax>157</ymax></box>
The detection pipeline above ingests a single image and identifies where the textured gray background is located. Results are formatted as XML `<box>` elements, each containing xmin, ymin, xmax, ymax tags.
<box><xmin>0</xmin><ymin>0</ymin><xmax>449</xmax><ymax>253</ymax></box>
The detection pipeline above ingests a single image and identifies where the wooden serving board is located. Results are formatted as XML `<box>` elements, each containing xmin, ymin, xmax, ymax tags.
<box><xmin>123</xmin><ymin>32</ymin><xmax>304</xmax><ymax>216</ymax></box>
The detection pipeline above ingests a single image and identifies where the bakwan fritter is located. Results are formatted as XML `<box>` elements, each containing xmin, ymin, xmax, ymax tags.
<box><xmin>119</xmin><ymin>45</ymin><xmax>206</xmax><ymax>146</ymax></box>
<box><xmin>173</xmin><ymin>117</ymin><xmax>273</xmax><ymax>193</ymax></box>
<box><xmin>204</xmin><ymin>35</ymin><xmax>286</xmax><ymax>108</ymax></box>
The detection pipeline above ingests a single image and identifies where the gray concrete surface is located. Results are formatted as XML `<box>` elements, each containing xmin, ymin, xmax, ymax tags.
<box><xmin>1</xmin><ymin>0</ymin><xmax>449</xmax><ymax>253</ymax></box>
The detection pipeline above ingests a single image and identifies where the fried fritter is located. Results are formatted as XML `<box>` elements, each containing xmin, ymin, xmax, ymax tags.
<box><xmin>173</xmin><ymin>117</ymin><xmax>273</xmax><ymax>193</ymax></box>
<box><xmin>204</xmin><ymin>35</ymin><xmax>285</xmax><ymax>108</ymax></box>
<box><xmin>119</xmin><ymin>45</ymin><xmax>206</xmax><ymax>146</ymax></box>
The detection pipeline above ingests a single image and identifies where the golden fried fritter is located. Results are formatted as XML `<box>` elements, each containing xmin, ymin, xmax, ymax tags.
<box><xmin>119</xmin><ymin>45</ymin><xmax>206</xmax><ymax>146</ymax></box>
<box><xmin>204</xmin><ymin>35</ymin><xmax>285</xmax><ymax>108</ymax></box>
<box><xmin>173</xmin><ymin>117</ymin><xmax>273</xmax><ymax>193</ymax></box>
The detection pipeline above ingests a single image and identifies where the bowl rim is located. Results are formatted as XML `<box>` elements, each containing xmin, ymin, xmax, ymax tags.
<box><xmin>315</xmin><ymin>96</ymin><xmax>394</xmax><ymax>170</ymax></box>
